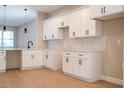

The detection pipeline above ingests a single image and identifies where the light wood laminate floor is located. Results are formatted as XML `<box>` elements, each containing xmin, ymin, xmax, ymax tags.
<box><xmin>0</xmin><ymin>68</ymin><xmax>122</xmax><ymax>88</ymax></box>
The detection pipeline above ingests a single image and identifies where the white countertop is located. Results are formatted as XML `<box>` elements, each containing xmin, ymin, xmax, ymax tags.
<box><xmin>64</xmin><ymin>49</ymin><xmax>104</xmax><ymax>52</ymax></box>
<box><xmin>0</xmin><ymin>48</ymin><xmax>43</xmax><ymax>51</ymax></box>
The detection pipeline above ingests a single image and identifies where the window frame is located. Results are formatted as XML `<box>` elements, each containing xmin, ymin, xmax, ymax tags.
<box><xmin>0</xmin><ymin>30</ymin><xmax>14</xmax><ymax>48</ymax></box>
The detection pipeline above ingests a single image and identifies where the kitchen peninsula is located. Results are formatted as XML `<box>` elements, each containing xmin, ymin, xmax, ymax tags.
<box><xmin>0</xmin><ymin>48</ymin><xmax>43</xmax><ymax>73</ymax></box>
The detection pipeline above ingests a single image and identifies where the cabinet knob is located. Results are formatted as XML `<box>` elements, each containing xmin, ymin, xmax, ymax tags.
<box><xmin>79</xmin><ymin>59</ymin><xmax>82</xmax><ymax>65</ymax></box>
<box><xmin>73</xmin><ymin>32</ymin><xmax>75</xmax><ymax>36</ymax></box>
<box><xmin>66</xmin><ymin>58</ymin><xmax>69</xmax><ymax>62</ymax></box>
<box><xmin>101</xmin><ymin>8</ymin><xmax>103</xmax><ymax>14</ymax></box>
<box><xmin>104</xmin><ymin>7</ymin><xmax>106</xmax><ymax>13</ymax></box>
<box><xmin>45</xmin><ymin>35</ymin><xmax>47</xmax><ymax>39</ymax></box>
<box><xmin>85</xmin><ymin>29</ymin><xmax>89</xmax><ymax>35</ymax></box>
<box><xmin>31</xmin><ymin>55</ymin><xmax>34</xmax><ymax>59</ymax></box>
<box><xmin>46</xmin><ymin>55</ymin><xmax>48</xmax><ymax>59</ymax></box>
<box><xmin>52</xmin><ymin>34</ymin><xmax>54</xmax><ymax>38</ymax></box>
<box><xmin>61</xmin><ymin>22</ymin><xmax>64</xmax><ymax>26</ymax></box>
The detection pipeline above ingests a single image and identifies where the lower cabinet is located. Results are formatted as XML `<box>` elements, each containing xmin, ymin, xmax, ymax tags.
<box><xmin>0</xmin><ymin>51</ymin><xmax>6</xmax><ymax>73</ymax></box>
<box><xmin>21</xmin><ymin>50</ymin><xmax>43</xmax><ymax>70</ymax></box>
<box><xmin>63</xmin><ymin>51</ymin><xmax>102</xmax><ymax>82</ymax></box>
<box><xmin>43</xmin><ymin>49</ymin><xmax>63</xmax><ymax>70</ymax></box>
<box><xmin>63</xmin><ymin>57</ymin><xmax>74</xmax><ymax>74</ymax></box>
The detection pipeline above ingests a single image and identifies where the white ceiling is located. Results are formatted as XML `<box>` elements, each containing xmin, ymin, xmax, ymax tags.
<box><xmin>0</xmin><ymin>5</ymin><xmax>65</xmax><ymax>27</ymax></box>
<box><xmin>29</xmin><ymin>5</ymin><xmax>65</xmax><ymax>13</ymax></box>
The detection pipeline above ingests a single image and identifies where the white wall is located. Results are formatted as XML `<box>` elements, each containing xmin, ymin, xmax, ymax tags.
<box><xmin>103</xmin><ymin>18</ymin><xmax>123</xmax><ymax>80</ymax></box>
<box><xmin>18</xmin><ymin>20</ymin><xmax>37</xmax><ymax>49</ymax></box>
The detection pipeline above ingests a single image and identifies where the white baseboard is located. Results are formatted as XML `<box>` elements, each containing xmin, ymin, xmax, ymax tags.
<box><xmin>101</xmin><ymin>75</ymin><xmax>123</xmax><ymax>85</ymax></box>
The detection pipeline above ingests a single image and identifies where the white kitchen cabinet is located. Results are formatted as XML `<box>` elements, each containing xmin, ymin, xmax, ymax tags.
<box><xmin>69</xmin><ymin>10</ymin><xmax>81</xmax><ymax>38</ymax></box>
<box><xmin>81</xmin><ymin>8</ymin><xmax>102</xmax><ymax>37</ymax></box>
<box><xmin>90</xmin><ymin>5</ymin><xmax>124</xmax><ymax>20</ymax></box>
<box><xmin>0</xmin><ymin>51</ymin><xmax>6</xmax><ymax>73</ymax></box>
<box><xmin>22</xmin><ymin>51</ymin><xmax>32</xmax><ymax>68</ymax></box>
<box><xmin>80</xmin><ymin>8</ymin><xmax>89</xmax><ymax>37</ymax></box>
<box><xmin>63</xmin><ymin>51</ymin><xmax>102</xmax><ymax>82</ymax></box>
<box><xmin>21</xmin><ymin>50</ymin><xmax>43</xmax><ymax>70</ymax></box>
<box><xmin>58</xmin><ymin>14</ymin><xmax>70</xmax><ymax>28</ymax></box>
<box><xmin>43</xmin><ymin>7</ymin><xmax>102</xmax><ymax>39</ymax></box>
<box><xmin>32</xmin><ymin>52</ymin><xmax>43</xmax><ymax>67</ymax></box>
<box><xmin>43</xmin><ymin>17</ymin><xmax>63</xmax><ymax>40</ymax></box>
<box><xmin>63</xmin><ymin>57</ymin><xmax>74</xmax><ymax>74</ymax></box>
<box><xmin>43</xmin><ymin>19</ymin><xmax>51</xmax><ymax>40</ymax></box>
<box><xmin>73</xmin><ymin>58</ymin><xmax>88</xmax><ymax>78</ymax></box>
<box><xmin>44</xmin><ymin>49</ymin><xmax>62</xmax><ymax>70</ymax></box>
<box><xmin>69</xmin><ymin>8</ymin><xmax>102</xmax><ymax>38</ymax></box>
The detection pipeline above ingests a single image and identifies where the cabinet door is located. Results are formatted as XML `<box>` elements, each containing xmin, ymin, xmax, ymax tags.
<box><xmin>22</xmin><ymin>52</ymin><xmax>32</xmax><ymax>68</ymax></box>
<box><xmin>58</xmin><ymin>14</ymin><xmax>70</xmax><ymax>28</ymax></box>
<box><xmin>44</xmin><ymin>53</ymin><xmax>48</xmax><ymax>67</ymax></box>
<box><xmin>69</xmin><ymin>10</ymin><xmax>81</xmax><ymax>38</ymax></box>
<box><xmin>63</xmin><ymin>14</ymin><xmax>70</xmax><ymax>27</ymax></box>
<box><xmin>74</xmin><ymin>58</ymin><xmax>84</xmax><ymax>77</ymax></box>
<box><xmin>0</xmin><ymin>52</ymin><xmax>6</xmax><ymax>70</ymax></box>
<box><xmin>44</xmin><ymin>52</ymin><xmax>52</xmax><ymax>68</ymax></box>
<box><xmin>87</xmin><ymin>20</ymin><xmax>96</xmax><ymax>36</ymax></box>
<box><xmin>43</xmin><ymin>20</ymin><xmax>51</xmax><ymax>40</ymax></box>
<box><xmin>104</xmin><ymin>5</ymin><xmax>123</xmax><ymax>16</ymax></box>
<box><xmin>63</xmin><ymin>57</ymin><xmax>69</xmax><ymax>72</ymax></box>
<box><xmin>80</xmin><ymin>8</ymin><xmax>89</xmax><ymax>37</ymax></box>
<box><xmin>50</xmin><ymin>18</ymin><xmax>58</xmax><ymax>39</ymax></box>
<box><xmin>63</xmin><ymin>57</ymin><xmax>74</xmax><ymax>74</ymax></box>
<box><xmin>90</xmin><ymin>5</ymin><xmax>104</xmax><ymax>19</ymax></box>
<box><xmin>32</xmin><ymin>53</ymin><xmax>43</xmax><ymax>67</ymax></box>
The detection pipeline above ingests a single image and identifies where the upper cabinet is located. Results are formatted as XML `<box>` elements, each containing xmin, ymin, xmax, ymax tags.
<box><xmin>69</xmin><ymin>8</ymin><xmax>102</xmax><ymax>38</ymax></box>
<box><xmin>81</xmin><ymin>8</ymin><xmax>102</xmax><ymax>37</ymax></box>
<box><xmin>58</xmin><ymin>14</ymin><xmax>70</xmax><ymax>28</ymax></box>
<box><xmin>43</xmin><ymin>18</ymin><xmax>63</xmax><ymax>40</ymax></box>
<box><xmin>43</xmin><ymin>7</ymin><xmax>102</xmax><ymax>40</ymax></box>
<box><xmin>69</xmin><ymin>10</ymin><xmax>81</xmax><ymax>38</ymax></box>
<box><xmin>90</xmin><ymin>5</ymin><xmax>124</xmax><ymax>20</ymax></box>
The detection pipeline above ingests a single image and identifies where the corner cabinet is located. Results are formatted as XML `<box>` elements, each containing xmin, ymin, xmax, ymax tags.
<box><xmin>0</xmin><ymin>51</ymin><xmax>6</xmax><ymax>73</ymax></box>
<box><xmin>90</xmin><ymin>5</ymin><xmax>124</xmax><ymax>20</ymax></box>
<box><xmin>81</xmin><ymin>8</ymin><xmax>102</xmax><ymax>37</ymax></box>
<box><xmin>43</xmin><ymin>18</ymin><xmax>63</xmax><ymax>40</ymax></box>
<box><xmin>21</xmin><ymin>50</ymin><xmax>43</xmax><ymax>70</ymax></box>
<box><xmin>63</xmin><ymin>51</ymin><xmax>102</xmax><ymax>82</ymax></box>
<box><xmin>43</xmin><ymin>49</ymin><xmax>63</xmax><ymax>70</ymax></box>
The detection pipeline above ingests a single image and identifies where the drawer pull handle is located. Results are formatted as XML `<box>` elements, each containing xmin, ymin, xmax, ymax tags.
<box><xmin>61</xmin><ymin>22</ymin><xmax>64</xmax><ymax>26</ymax></box>
<box><xmin>79</xmin><ymin>54</ymin><xmax>83</xmax><ymax>56</ymax></box>
<box><xmin>66</xmin><ymin>53</ymin><xmax>70</xmax><ymax>55</ymax></box>
<box><xmin>46</xmin><ymin>55</ymin><xmax>48</xmax><ymax>59</ymax></box>
<box><xmin>79</xmin><ymin>60</ymin><xmax>82</xmax><ymax>65</ymax></box>
<box><xmin>66</xmin><ymin>58</ymin><xmax>69</xmax><ymax>62</ymax></box>
<box><xmin>73</xmin><ymin>32</ymin><xmax>75</xmax><ymax>36</ymax></box>
<box><xmin>31</xmin><ymin>55</ymin><xmax>34</xmax><ymax>59</ymax></box>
